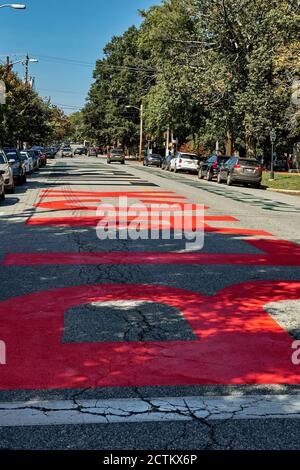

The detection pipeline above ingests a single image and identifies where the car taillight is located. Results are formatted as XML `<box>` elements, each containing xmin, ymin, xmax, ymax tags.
<box><xmin>257</xmin><ymin>166</ymin><xmax>262</xmax><ymax>172</ymax></box>
<box><xmin>212</xmin><ymin>162</ymin><xmax>217</xmax><ymax>169</ymax></box>
<box><xmin>233</xmin><ymin>164</ymin><xmax>241</xmax><ymax>169</ymax></box>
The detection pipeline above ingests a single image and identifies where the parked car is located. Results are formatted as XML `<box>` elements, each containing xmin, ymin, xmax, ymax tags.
<box><xmin>27</xmin><ymin>150</ymin><xmax>39</xmax><ymax>171</ymax></box>
<box><xmin>3</xmin><ymin>148</ymin><xmax>26</xmax><ymax>184</ymax></box>
<box><xmin>143</xmin><ymin>153</ymin><xmax>163</xmax><ymax>167</ymax></box>
<box><xmin>170</xmin><ymin>152</ymin><xmax>201</xmax><ymax>173</ymax></box>
<box><xmin>273</xmin><ymin>158</ymin><xmax>288</xmax><ymax>172</ymax></box>
<box><xmin>0</xmin><ymin>150</ymin><xmax>14</xmax><ymax>193</ymax></box>
<box><xmin>107</xmin><ymin>148</ymin><xmax>125</xmax><ymax>164</ymax></box>
<box><xmin>87</xmin><ymin>147</ymin><xmax>97</xmax><ymax>157</ymax></box>
<box><xmin>38</xmin><ymin>151</ymin><xmax>47</xmax><ymax>167</ymax></box>
<box><xmin>61</xmin><ymin>147</ymin><xmax>73</xmax><ymax>158</ymax></box>
<box><xmin>30</xmin><ymin>150</ymin><xmax>44</xmax><ymax>169</ymax></box>
<box><xmin>161</xmin><ymin>154</ymin><xmax>175</xmax><ymax>170</ymax></box>
<box><xmin>217</xmin><ymin>157</ymin><xmax>263</xmax><ymax>187</ymax></box>
<box><xmin>20</xmin><ymin>151</ymin><xmax>34</xmax><ymax>174</ymax></box>
<box><xmin>30</xmin><ymin>147</ymin><xmax>47</xmax><ymax>167</ymax></box>
<box><xmin>44</xmin><ymin>147</ymin><xmax>56</xmax><ymax>159</ymax></box>
<box><xmin>198</xmin><ymin>155</ymin><xmax>231</xmax><ymax>180</ymax></box>
<box><xmin>0</xmin><ymin>170</ymin><xmax>5</xmax><ymax>201</ymax></box>
<box><xmin>73</xmin><ymin>147</ymin><xmax>86</xmax><ymax>156</ymax></box>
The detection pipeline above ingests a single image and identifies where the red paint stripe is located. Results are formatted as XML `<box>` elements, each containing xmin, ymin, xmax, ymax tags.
<box><xmin>203</xmin><ymin>224</ymin><xmax>272</xmax><ymax>236</ymax></box>
<box><xmin>34</xmin><ymin>200</ymin><xmax>213</xmax><ymax>215</ymax></box>
<box><xmin>26</xmin><ymin>217</ymin><xmax>270</xmax><ymax>235</ymax></box>
<box><xmin>40</xmin><ymin>191</ymin><xmax>185</xmax><ymax>199</ymax></box>
<box><xmin>4</xmin><ymin>240</ymin><xmax>300</xmax><ymax>266</ymax></box>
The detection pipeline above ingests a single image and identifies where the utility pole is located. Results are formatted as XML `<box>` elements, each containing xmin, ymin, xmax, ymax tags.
<box><xmin>269</xmin><ymin>129</ymin><xmax>277</xmax><ymax>180</ymax></box>
<box><xmin>24</xmin><ymin>54</ymin><xmax>29</xmax><ymax>84</ymax></box>
<box><xmin>165</xmin><ymin>127</ymin><xmax>170</xmax><ymax>157</ymax></box>
<box><xmin>139</xmin><ymin>104</ymin><xmax>143</xmax><ymax>163</ymax></box>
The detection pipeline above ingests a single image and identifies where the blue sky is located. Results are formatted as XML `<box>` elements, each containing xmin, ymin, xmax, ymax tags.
<box><xmin>0</xmin><ymin>0</ymin><xmax>161</xmax><ymax>114</ymax></box>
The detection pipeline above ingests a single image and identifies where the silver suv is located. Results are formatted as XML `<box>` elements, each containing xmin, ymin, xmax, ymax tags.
<box><xmin>0</xmin><ymin>150</ymin><xmax>14</xmax><ymax>193</ymax></box>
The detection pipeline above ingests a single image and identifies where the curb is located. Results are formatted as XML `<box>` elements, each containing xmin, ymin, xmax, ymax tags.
<box><xmin>266</xmin><ymin>188</ymin><xmax>300</xmax><ymax>195</ymax></box>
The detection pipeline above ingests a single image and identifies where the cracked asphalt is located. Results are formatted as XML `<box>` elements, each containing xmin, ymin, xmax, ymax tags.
<box><xmin>0</xmin><ymin>155</ymin><xmax>300</xmax><ymax>450</ymax></box>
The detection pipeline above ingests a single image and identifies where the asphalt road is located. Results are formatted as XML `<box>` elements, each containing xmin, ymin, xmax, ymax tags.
<box><xmin>0</xmin><ymin>155</ymin><xmax>299</xmax><ymax>450</ymax></box>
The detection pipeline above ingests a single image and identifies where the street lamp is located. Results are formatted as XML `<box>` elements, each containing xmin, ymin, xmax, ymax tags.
<box><xmin>0</xmin><ymin>4</ymin><xmax>26</xmax><ymax>9</ymax></box>
<box><xmin>126</xmin><ymin>104</ymin><xmax>143</xmax><ymax>163</ymax></box>
<box><xmin>269</xmin><ymin>128</ymin><xmax>277</xmax><ymax>181</ymax></box>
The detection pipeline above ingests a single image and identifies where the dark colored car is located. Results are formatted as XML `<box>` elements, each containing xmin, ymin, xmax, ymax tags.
<box><xmin>198</xmin><ymin>155</ymin><xmax>231</xmax><ymax>181</ymax></box>
<box><xmin>143</xmin><ymin>154</ymin><xmax>163</xmax><ymax>167</ymax></box>
<box><xmin>107</xmin><ymin>149</ymin><xmax>125</xmax><ymax>164</ymax></box>
<box><xmin>217</xmin><ymin>157</ymin><xmax>263</xmax><ymax>187</ymax></box>
<box><xmin>161</xmin><ymin>154</ymin><xmax>175</xmax><ymax>170</ymax></box>
<box><xmin>3</xmin><ymin>148</ymin><xmax>26</xmax><ymax>184</ymax></box>
<box><xmin>73</xmin><ymin>147</ymin><xmax>87</xmax><ymax>156</ymax></box>
<box><xmin>44</xmin><ymin>147</ymin><xmax>56</xmax><ymax>159</ymax></box>
<box><xmin>273</xmin><ymin>158</ymin><xmax>288</xmax><ymax>172</ymax></box>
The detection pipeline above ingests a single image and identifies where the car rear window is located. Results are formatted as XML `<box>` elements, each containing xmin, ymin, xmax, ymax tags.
<box><xmin>7</xmin><ymin>152</ymin><xmax>18</xmax><ymax>160</ymax></box>
<box><xmin>218</xmin><ymin>156</ymin><xmax>230</xmax><ymax>163</ymax></box>
<box><xmin>181</xmin><ymin>154</ymin><xmax>199</xmax><ymax>160</ymax></box>
<box><xmin>239</xmin><ymin>159</ymin><xmax>259</xmax><ymax>167</ymax></box>
<box><xmin>112</xmin><ymin>150</ymin><xmax>123</xmax><ymax>154</ymax></box>
<box><xmin>0</xmin><ymin>155</ymin><xmax>6</xmax><ymax>164</ymax></box>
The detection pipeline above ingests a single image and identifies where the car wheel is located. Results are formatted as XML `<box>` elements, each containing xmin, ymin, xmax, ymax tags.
<box><xmin>121</xmin><ymin>161</ymin><xmax>125</xmax><ymax>165</ymax></box>
<box><xmin>23</xmin><ymin>174</ymin><xmax>27</xmax><ymax>183</ymax></box>
<box><xmin>1</xmin><ymin>191</ymin><xmax>5</xmax><ymax>201</ymax></box>
<box><xmin>217</xmin><ymin>173</ymin><xmax>222</xmax><ymax>184</ymax></box>
<box><xmin>107</xmin><ymin>160</ymin><xmax>111</xmax><ymax>164</ymax></box>
<box><xmin>206</xmin><ymin>170</ymin><xmax>212</xmax><ymax>181</ymax></box>
<box><xmin>174</xmin><ymin>167</ymin><xmax>178</xmax><ymax>173</ymax></box>
<box><xmin>227</xmin><ymin>174</ymin><xmax>232</xmax><ymax>186</ymax></box>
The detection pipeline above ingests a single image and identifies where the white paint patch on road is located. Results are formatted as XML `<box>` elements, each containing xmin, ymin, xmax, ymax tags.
<box><xmin>0</xmin><ymin>394</ymin><xmax>300</xmax><ymax>427</ymax></box>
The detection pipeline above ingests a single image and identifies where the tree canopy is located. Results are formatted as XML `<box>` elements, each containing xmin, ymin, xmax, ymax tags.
<box><xmin>82</xmin><ymin>0</ymin><xmax>300</xmax><ymax>156</ymax></box>
<box><xmin>0</xmin><ymin>66</ymin><xmax>73</xmax><ymax>147</ymax></box>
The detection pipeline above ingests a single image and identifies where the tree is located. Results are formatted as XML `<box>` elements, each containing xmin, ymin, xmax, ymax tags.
<box><xmin>83</xmin><ymin>26</ymin><xmax>154</xmax><ymax>149</ymax></box>
<box><xmin>83</xmin><ymin>0</ymin><xmax>300</xmax><ymax>156</ymax></box>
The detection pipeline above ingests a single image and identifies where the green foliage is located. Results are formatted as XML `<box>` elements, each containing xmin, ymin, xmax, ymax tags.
<box><xmin>83</xmin><ymin>0</ymin><xmax>300</xmax><ymax>155</ymax></box>
<box><xmin>0</xmin><ymin>66</ymin><xmax>71</xmax><ymax>146</ymax></box>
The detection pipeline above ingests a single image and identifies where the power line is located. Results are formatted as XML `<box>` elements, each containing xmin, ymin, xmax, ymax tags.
<box><xmin>32</xmin><ymin>54</ymin><xmax>156</xmax><ymax>73</ymax></box>
<box><xmin>38</xmin><ymin>87</ymin><xmax>87</xmax><ymax>96</ymax></box>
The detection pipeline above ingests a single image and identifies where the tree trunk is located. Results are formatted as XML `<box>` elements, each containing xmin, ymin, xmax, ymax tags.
<box><xmin>225</xmin><ymin>130</ymin><xmax>233</xmax><ymax>156</ymax></box>
<box><xmin>246</xmin><ymin>135</ymin><xmax>257</xmax><ymax>158</ymax></box>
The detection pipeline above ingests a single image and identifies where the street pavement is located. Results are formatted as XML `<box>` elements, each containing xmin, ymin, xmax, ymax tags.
<box><xmin>0</xmin><ymin>155</ymin><xmax>300</xmax><ymax>450</ymax></box>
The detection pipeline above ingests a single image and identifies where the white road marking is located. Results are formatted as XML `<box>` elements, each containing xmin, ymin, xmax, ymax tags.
<box><xmin>0</xmin><ymin>394</ymin><xmax>300</xmax><ymax>427</ymax></box>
